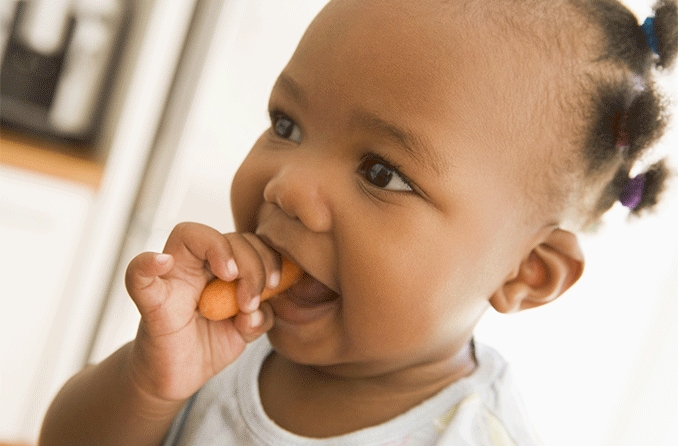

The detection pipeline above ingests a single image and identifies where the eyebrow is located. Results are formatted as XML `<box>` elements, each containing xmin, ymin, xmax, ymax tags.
<box><xmin>273</xmin><ymin>72</ymin><xmax>444</xmax><ymax>175</ymax></box>
<box><xmin>350</xmin><ymin>109</ymin><xmax>445</xmax><ymax>176</ymax></box>
<box><xmin>273</xmin><ymin>73</ymin><xmax>308</xmax><ymax>109</ymax></box>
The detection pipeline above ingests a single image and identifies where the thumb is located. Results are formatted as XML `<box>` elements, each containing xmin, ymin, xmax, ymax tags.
<box><xmin>125</xmin><ymin>252</ymin><xmax>174</xmax><ymax>314</ymax></box>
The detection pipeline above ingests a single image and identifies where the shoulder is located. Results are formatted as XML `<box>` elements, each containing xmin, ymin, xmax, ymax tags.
<box><xmin>434</xmin><ymin>342</ymin><xmax>543</xmax><ymax>446</ymax></box>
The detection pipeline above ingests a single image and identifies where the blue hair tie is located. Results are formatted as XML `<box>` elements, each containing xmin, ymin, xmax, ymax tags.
<box><xmin>641</xmin><ymin>17</ymin><xmax>660</xmax><ymax>56</ymax></box>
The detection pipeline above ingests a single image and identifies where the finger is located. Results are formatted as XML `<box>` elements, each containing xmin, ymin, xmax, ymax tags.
<box><xmin>226</xmin><ymin>235</ymin><xmax>270</xmax><ymax>313</ymax></box>
<box><xmin>242</xmin><ymin>233</ymin><xmax>283</xmax><ymax>290</ymax></box>
<box><xmin>259</xmin><ymin>301</ymin><xmax>275</xmax><ymax>331</ymax></box>
<box><xmin>195</xmin><ymin>233</ymin><xmax>282</xmax><ymax>320</ymax></box>
<box><xmin>125</xmin><ymin>252</ymin><xmax>174</xmax><ymax>312</ymax></box>
<box><xmin>125</xmin><ymin>252</ymin><xmax>174</xmax><ymax>291</ymax></box>
<box><xmin>232</xmin><ymin>302</ymin><xmax>275</xmax><ymax>343</ymax></box>
<box><xmin>163</xmin><ymin>223</ymin><xmax>238</xmax><ymax>283</ymax></box>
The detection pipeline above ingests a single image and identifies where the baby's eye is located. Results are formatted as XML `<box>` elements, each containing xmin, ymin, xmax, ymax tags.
<box><xmin>358</xmin><ymin>155</ymin><xmax>413</xmax><ymax>192</ymax></box>
<box><xmin>270</xmin><ymin>112</ymin><xmax>302</xmax><ymax>143</ymax></box>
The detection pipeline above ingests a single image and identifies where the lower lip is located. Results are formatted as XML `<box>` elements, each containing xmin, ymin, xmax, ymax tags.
<box><xmin>269</xmin><ymin>292</ymin><xmax>340</xmax><ymax>325</ymax></box>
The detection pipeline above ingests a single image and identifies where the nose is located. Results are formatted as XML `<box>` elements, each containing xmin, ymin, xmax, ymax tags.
<box><xmin>262</xmin><ymin>158</ymin><xmax>333</xmax><ymax>233</ymax></box>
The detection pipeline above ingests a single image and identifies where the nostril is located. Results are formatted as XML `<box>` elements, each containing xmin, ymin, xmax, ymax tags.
<box><xmin>262</xmin><ymin>171</ymin><xmax>332</xmax><ymax>233</ymax></box>
<box><xmin>263</xmin><ymin>179</ymin><xmax>298</xmax><ymax>219</ymax></box>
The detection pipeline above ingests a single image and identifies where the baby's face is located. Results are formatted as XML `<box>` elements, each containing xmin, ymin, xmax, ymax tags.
<box><xmin>231</xmin><ymin>0</ymin><xmax>555</xmax><ymax>374</ymax></box>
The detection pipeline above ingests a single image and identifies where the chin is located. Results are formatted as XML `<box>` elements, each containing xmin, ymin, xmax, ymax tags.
<box><xmin>265</xmin><ymin>325</ymin><xmax>344</xmax><ymax>367</ymax></box>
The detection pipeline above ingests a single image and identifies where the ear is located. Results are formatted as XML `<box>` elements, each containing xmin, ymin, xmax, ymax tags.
<box><xmin>490</xmin><ymin>228</ymin><xmax>584</xmax><ymax>313</ymax></box>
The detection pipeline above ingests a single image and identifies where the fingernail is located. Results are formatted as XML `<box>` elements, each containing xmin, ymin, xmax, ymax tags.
<box><xmin>268</xmin><ymin>271</ymin><xmax>281</xmax><ymax>289</ymax></box>
<box><xmin>250</xmin><ymin>310</ymin><xmax>264</xmax><ymax>328</ymax></box>
<box><xmin>226</xmin><ymin>259</ymin><xmax>238</xmax><ymax>277</ymax></box>
<box><xmin>156</xmin><ymin>253</ymin><xmax>171</xmax><ymax>265</ymax></box>
<box><xmin>247</xmin><ymin>295</ymin><xmax>261</xmax><ymax>313</ymax></box>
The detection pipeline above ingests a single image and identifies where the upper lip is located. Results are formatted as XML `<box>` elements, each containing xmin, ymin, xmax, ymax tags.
<box><xmin>255</xmin><ymin>231</ymin><xmax>339</xmax><ymax>295</ymax></box>
<box><xmin>255</xmin><ymin>232</ymin><xmax>297</xmax><ymax>267</ymax></box>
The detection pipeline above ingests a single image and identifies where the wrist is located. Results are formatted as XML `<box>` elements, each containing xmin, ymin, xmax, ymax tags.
<box><xmin>123</xmin><ymin>342</ymin><xmax>188</xmax><ymax>422</ymax></box>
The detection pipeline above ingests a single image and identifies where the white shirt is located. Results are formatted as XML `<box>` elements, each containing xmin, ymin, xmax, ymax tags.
<box><xmin>163</xmin><ymin>337</ymin><xmax>542</xmax><ymax>445</ymax></box>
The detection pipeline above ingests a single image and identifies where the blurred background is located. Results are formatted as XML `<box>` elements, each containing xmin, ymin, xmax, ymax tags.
<box><xmin>0</xmin><ymin>1</ymin><xmax>676</xmax><ymax>445</ymax></box>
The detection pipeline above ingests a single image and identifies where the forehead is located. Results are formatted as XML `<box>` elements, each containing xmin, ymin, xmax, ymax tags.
<box><xmin>278</xmin><ymin>0</ymin><xmax>582</xmax><ymax>220</ymax></box>
<box><xmin>284</xmin><ymin>2</ymin><xmax>489</xmax><ymax>152</ymax></box>
<box><xmin>290</xmin><ymin>0</ymin><xmax>471</xmax><ymax>110</ymax></box>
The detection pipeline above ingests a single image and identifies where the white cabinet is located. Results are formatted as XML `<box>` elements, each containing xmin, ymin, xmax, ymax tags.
<box><xmin>0</xmin><ymin>165</ymin><xmax>94</xmax><ymax>440</ymax></box>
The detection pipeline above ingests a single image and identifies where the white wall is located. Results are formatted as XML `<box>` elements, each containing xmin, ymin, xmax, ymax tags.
<box><xmin>476</xmin><ymin>174</ymin><xmax>678</xmax><ymax>445</ymax></box>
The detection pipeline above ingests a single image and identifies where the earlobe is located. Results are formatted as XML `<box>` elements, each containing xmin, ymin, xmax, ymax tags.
<box><xmin>490</xmin><ymin>228</ymin><xmax>585</xmax><ymax>314</ymax></box>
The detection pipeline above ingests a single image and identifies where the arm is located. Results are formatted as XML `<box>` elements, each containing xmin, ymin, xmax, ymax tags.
<box><xmin>39</xmin><ymin>223</ymin><xmax>279</xmax><ymax>446</ymax></box>
<box><xmin>39</xmin><ymin>342</ymin><xmax>184</xmax><ymax>446</ymax></box>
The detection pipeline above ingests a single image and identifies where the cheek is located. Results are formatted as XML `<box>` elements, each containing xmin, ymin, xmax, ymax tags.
<box><xmin>335</xmin><ymin>212</ymin><xmax>486</xmax><ymax>352</ymax></box>
<box><xmin>230</xmin><ymin>144</ymin><xmax>268</xmax><ymax>233</ymax></box>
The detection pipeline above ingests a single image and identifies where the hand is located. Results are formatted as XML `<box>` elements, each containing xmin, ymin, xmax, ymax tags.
<box><xmin>124</xmin><ymin>222</ymin><xmax>280</xmax><ymax>404</ymax></box>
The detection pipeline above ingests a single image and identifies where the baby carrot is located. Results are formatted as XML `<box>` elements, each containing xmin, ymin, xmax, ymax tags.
<box><xmin>198</xmin><ymin>256</ymin><xmax>303</xmax><ymax>320</ymax></box>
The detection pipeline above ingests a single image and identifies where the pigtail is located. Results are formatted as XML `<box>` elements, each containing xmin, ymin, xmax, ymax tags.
<box><xmin>577</xmin><ymin>0</ymin><xmax>677</xmax><ymax>223</ymax></box>
<box><xmin>625</xmin><ymin>86</ymin><xmax>665</xmax><ymax>160</ymax></box>
<box><xmin>654</xmin><ymin>0</ymin><xmax>678</xmax><ymax>68</ymax></box>
<box><xmin>620</xmin><ymin>0</ymin><xmax>676</xmax><ymax>215</ymax></box>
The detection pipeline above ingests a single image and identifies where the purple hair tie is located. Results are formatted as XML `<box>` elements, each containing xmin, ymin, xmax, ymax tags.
<box><xmin>619</xmin><ymin>174</ymin><xmax>646</xmax><ymax>210</ymax></box>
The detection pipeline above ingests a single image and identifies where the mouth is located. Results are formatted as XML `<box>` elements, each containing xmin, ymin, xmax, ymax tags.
<box><xmin>282</xmin><ymin>272</ymin><xmax>340</xmax><ymax>307</ymax></box>
<box><xmin>270</xmin><ymin>273</ymin><xmax>340</xmax><ymax>325</ymax></box>
<box><xmin>256</xmin><ymin>233</ymin><xmax>340</xmax><ymax>324</ymax></box>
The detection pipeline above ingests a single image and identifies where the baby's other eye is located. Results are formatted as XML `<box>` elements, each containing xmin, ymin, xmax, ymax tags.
<box><xmin>270</xmin><ymin>112</ymin><xmax>302</xmax><ymax>143</ymax></box>
<box><xmin>358</xmin><ymin>155</ymin><xmax>413</xmax><ymax>192</ymax></box>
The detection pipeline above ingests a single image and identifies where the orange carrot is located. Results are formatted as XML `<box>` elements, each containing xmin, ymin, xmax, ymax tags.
<box><xmin>198</xmin><ymin>256</ymin><xmax>303</xmax><ymax>320</ymax></box>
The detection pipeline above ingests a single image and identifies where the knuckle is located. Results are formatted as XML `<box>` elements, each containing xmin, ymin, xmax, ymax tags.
<box><xmin>171</xmin><ymin>221</ymin><xmax>191</xmax><ymax>235</ymax></box>
<box><xmin>171</xmin><ymin>221</ymin><xmax>203</xmax><ymax>239</ymax></box>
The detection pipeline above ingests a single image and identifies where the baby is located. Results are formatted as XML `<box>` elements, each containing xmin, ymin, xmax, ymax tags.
<box><xmin>40</xmin><ymin>0</ymin><xmax>678</xmax><ymax>444</ymax></box>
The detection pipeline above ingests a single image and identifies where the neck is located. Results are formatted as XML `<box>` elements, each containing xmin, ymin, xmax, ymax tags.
<box><xmin>258</xmin><ymin>340</ymin><xmax>476</xmax><ymax>438</ymax></box>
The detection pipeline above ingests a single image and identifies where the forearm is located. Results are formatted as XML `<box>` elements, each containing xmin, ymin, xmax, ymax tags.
<box><xmin>39</xmin><ymin>342</ymin><xmax>185</xmax><ymax>446</ymax></box>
